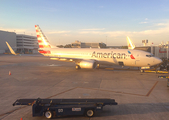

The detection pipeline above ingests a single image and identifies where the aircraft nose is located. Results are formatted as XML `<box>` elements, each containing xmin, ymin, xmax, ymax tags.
<box><xmin>155</xmin><ymin>58</ymin><xmax>162</xmax><ymax>65</ymax></box>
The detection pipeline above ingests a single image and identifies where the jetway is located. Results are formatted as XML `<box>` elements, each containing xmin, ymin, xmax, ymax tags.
<box><xmin>135</xmin><ymin>45</ymin><xmax>169</xmax><ymax>59</ymax></box>
<box><xmin>136</xmin><ymin>45</ymin><xmax>169</xmax><ymax>71</ymax></box>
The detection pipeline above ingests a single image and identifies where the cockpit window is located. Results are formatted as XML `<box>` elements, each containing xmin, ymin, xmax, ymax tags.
<box><xmin>146</xmin><ymin>55</ymin><xmax>154</xmax><ymax>57</ymax></box>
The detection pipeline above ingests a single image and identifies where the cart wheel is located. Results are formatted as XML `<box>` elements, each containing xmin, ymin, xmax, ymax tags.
<box><xmin>86</xmin><ymin>109</ymin><xmax>94</xmax><ymax>117</ymax></box>
<box><xmin>45</xmin><ymin>110</ymin><xmax>53</xmax><ymax>119</ymax></box>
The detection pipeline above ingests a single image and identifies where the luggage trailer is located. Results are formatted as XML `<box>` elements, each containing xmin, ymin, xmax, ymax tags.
<box><xmin>13</xmin><ymin>98</ymin><xmax>118</xmax><ymax>119</ymax></box>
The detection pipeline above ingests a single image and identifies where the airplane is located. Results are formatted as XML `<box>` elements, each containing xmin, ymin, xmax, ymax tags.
<box><xmin>127</xmin><ymin>36</ymin><xmax>135</xmax><ymax>49</ymax></box>
<box><xmin>35</xmin><ymin>25</ymin><xmax>162</xmax><ymax>70</ymax></box>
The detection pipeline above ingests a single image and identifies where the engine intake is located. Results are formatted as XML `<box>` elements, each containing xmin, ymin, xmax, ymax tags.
<box><xmin>79</xmin><ymin>60</ymin><xmax>97</xmax><ymax>69</ymax></box>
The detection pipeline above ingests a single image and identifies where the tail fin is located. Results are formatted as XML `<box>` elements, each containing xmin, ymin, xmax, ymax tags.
<box><xmin>6</xmin><ymin>42</ymin><xmax>17</xmax><ymax>55</ymax></box>
<box><xmin>127</xmin><ymin>36</ymin><xmax>135</xmax><ymax>49</ymax></box>
<box><xmin>35</xmin><ymin>25</ymin><xmax>53</xmax><ymax>48</ymax></box>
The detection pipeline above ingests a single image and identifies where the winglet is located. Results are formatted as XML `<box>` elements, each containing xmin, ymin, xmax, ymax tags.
<box><xmin>6</xmin><ymin>42</ymin><xmax>17</xmax><ymax>55</ymax></box>
<box><xmin>127</xmin><ymin>36</ymin><xmax>135</xmax><ymax>49</ymax></box>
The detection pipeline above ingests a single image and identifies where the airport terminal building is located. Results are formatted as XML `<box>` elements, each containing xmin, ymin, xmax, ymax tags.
<box><xmin>71</xmin><ymin>40</ymin><xmax>107</xmax><ymax>48</ymax></box>
<box><xmin>0</xmin><ymin>30</ymin><xmax>16</xmax><ymax>54</ymax></box>
<box><xmin>0</xmin><ymin>30</ymin><xmax>38</xmax><ymax>54</ymax></box>
<box><xmin>16</xmin><ymin>34</ymin><xmax>38</xmax><ymax>54</ymax></box>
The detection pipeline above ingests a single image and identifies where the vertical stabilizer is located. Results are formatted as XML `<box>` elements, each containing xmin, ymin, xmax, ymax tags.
<box><xmin>35</xmin><ymin>25</ymin><xmax>52</xmax><ymax>55</ymax></box>
<box><xmin>127</xmin><ymin>36</ymin><xmax>135</xmax><ymax>49</ymax></box>
<box><xmin>35</xmin><ymin>25</ymin><xmax>53</xmax><ymax>48</ymax></box>
<box><xmin>6</xmin><ymin>42</ymin><xmax>17</xmax><ymax>55</ymax></box>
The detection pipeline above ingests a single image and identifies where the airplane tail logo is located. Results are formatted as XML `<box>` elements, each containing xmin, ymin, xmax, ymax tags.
<box><xmin>35</xmin><ymin>25</ymin><xmax>51</xmax><ymax>48</ymax></box>
<box><xmin>127</xmin><ymin>36</ymin><xmax>135</xmax><ymax>49</ymax></box>
<box><xmin>35</xmin><ymin>25</ymin><xmax>51</xmax><ymax>54</ymax></box>
<box><xmin>128</xmin><ymin>51</ymin><xmax>135</xmax><ymax>59</ymax></box>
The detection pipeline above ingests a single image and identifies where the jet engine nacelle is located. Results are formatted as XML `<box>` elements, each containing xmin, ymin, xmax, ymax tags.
<box><xmin>79</xmin><ymin>60</ymin><xmax>97</xmax><ymax>69</ymax></box>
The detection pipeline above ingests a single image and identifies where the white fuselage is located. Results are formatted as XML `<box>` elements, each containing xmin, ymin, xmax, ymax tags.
<box><xmin>43</xmin><ymin>48</ymin><xmax>162</xmax><ymax>67</ymax></box>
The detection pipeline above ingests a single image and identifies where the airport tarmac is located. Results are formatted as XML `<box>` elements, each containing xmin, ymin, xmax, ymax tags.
<box><xmin>0</xmin><ymin>55</ymin><xmax>169</xmax><ymax>120</ymax></box>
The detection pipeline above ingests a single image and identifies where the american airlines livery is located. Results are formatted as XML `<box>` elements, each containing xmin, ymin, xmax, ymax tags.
<box><xmin>34</xmin><ymin>25</ymin><xmax>162</xmax><ymax>70</ymax></box>
<box><xmin>127</xmin><ymin>36</ymin><xmax>135</xmax><ymax>49</ymax></box>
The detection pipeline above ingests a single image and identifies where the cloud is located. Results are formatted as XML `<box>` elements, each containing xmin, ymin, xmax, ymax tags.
<box><xmin>48</xmin><ymin>31</ymin><xmax>71</xmax><ymax>34</ymax></box>
<box><xmin>138</xmin><ymin>26</ymin><xmax>169</xmax><ymax>35</ymax></box>
<box><xmin>79</xmin><ymin>30</ymin><xmax>129</xmax><ymax>37</ymax></box>
<box><xmin>80</xmin><ymin>28</ymin><xmax>105</xmax><ymax>31</ymax></box>
<box><xmin>139</xmin><ymin>21</ymin><xmax>148</xmax><ymax>24</ymax></box>
<box><xmin>156</xmin><ymin>23</ymin><xmax>167</xmax><ymax>26</ymax></box>
<box><xmin>139</xmin><ymin>18</ymin><xmax>148</xmax><ymax>24</ymax></box>
<box><xmin>45</xmin><ymin>20</ymin><xmax>169</xmax><ymax>46</ymax></box>
<box><xmin>0</xmin><ymin>28</ymin><xmax>26</xmax><ymax>33</ymax></box>
<box><xmin>145</xmin><ymin>18</ymin><xmax>148</xmax><ymax>20</ymax></box>
<box><xmin>79</xmin><ymin>21</ymin><xmax>169</xmax><ymax>37</ymax></box>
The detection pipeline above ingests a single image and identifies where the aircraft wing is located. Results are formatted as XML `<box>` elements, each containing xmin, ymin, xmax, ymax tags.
<box><xmin>6</xmin><ymin>42</ymin><xmax>17</xmax><ymax>55</ymax></box>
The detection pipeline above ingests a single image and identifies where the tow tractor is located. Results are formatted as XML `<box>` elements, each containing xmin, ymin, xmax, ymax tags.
<box><xmin>13</xmin><ymin>98</ymin><xmax>118</xmax><ymax>119</ymax></box>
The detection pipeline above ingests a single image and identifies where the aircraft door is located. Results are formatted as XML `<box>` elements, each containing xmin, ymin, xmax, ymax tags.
<box><xmin>135</xmin><ymin>54</ymin><xmax>140</xmax><ymax>65</ymax></box>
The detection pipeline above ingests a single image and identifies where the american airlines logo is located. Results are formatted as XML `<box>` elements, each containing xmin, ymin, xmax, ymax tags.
<box><xmin>91</xmin><ymin>51</ymin><xmax>135</xmax><ymax>59</ymax></box>
<box><xmin>91</xmin><ymin>51</ymin><xmax>126</xmax><ymax>59</ymax></box>
<box><xmin>128</xmin><ymin>51</ymin><xmax>135</xmax><ymax>59</ymax></box>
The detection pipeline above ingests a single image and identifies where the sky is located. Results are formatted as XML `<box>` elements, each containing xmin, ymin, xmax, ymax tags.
<box><xmin>0</xmin><ymin>0</ymin><xmax>169</xmax><ymax>46</ymax></box>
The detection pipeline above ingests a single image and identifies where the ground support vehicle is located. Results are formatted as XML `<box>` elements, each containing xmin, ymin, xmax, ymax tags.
<box><xmin>13</xmin><ymin>98</ymin><xmax>118</xmax><ymax>119</ymax></box>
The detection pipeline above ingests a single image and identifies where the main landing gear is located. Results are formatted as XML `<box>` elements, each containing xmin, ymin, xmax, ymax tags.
<box><xmin>76</xmin><ymin>65</ymin><xmax>81</xmax><ymax>70</ymax></box>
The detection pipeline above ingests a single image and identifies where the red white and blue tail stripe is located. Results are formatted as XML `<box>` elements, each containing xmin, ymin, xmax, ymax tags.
<box><xmin>35</xmin><ymin>25</ymin><xmax>51</xmax><ymax>48</ymax></box>
<box><xmin>35</xmin><ymin>25</ymin><xmax>51</xmax><ymax>54</ymax></box>
<box><xmin>127</xmin><ymin>36</ymin><xmax>135</xmax><ymax>50</ymax></box>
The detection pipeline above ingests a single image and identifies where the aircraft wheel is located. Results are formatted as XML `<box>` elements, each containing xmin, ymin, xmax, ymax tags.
<box><xmin>45</xmin><ymin>110</ymin><xmax>53</xmax><ymax>119</ymax></box>
<box><xmin>96</xmin><ymin>64</ymin><xmax>100</xmax><ymax>69</ymax></box>
<box><xmin>140</xmin><ymin>69</ymin><xmax>144</xmax><ymax>73</ymax></box>
<box><xmin>86</xmin><ymin>109</ymin><xmax>94</xmax><ymax>117</ymax></box>
<box><xmin>76</xmin><ymin>65</ymin><xmax>81</xmax><ymax>70</ymax></box>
